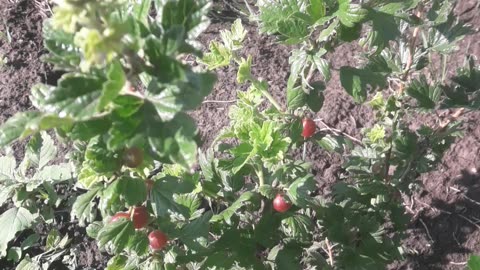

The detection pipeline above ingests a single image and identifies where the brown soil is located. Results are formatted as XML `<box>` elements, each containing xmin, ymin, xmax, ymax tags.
<box><xmin>0</xmin><ymin>0</ymin><xmax>479</xmax><ymax>269</ymax></box>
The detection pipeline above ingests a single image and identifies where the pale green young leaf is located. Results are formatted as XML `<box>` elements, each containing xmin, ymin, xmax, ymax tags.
<box><xmin>221</xmin><ymin>19</ymin><xmax>246</xmax><ymax>51</ymax></box>
<box><xmin>78</xmin><ymin>164</ymin><xmax>107</xmax><ymax>189</ymax></box>
<box><xmin>0</xmin><ymin>207</ymin><xmax>35</xmax><ymax>258</ymax></box>
<box><xmin>133</xmin><ymin>0</ymin><xmax>152</xmax><ymax>23</ymax></box>
<box><xmin>237</xmin><ymin>56</ymin><xmax>252</xmax><ymax>84</ymax></box>
<box><xmin>15</xmin><ymin>255</ymin><xmax>37</xmax><ymax>270</ymax></box>
<box><xmin>366</xmin><ymin>125</ymin><xmax>386</xmax><ymax>143</ymax></box>
<box><xmin>201</xmin><ymin>41</ymin><xmax>232</xmax><ymax>70</ymax></box>
<box><xmin>288</xmin><ymin>49</ymin><xmax>308</xmax><ymax>91</ymax></box>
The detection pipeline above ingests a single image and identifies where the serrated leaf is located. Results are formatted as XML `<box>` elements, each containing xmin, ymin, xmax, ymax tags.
<box><xmin>311</xmin><ymin>52</ymin><xmax>331</xmax><ymax>82</ymax></box>
<box><xmin>127</xmin><ymin>231</ymin><xmax>149</xmax><ymax>256</ymax></box>
<box><xmin>15</xmin><ymin>255</ymin><xmax>37</xmax><ymax>270</ymax></box>
<box><xmin>98</xmin><ymin>61</ymin><xmax>126</xmax><ymax>111</ymax></box>
<box><xmin>237</xmin><ymin>56</ymin><xmax>252</xmax><ymax>84</ymax></box>
<box><xmin>0</xmin><ymin>207</ymin><xmax>35</xmax><ymax>258</ymax></box>
<box><xmin>0</xmin><ymin>112</ymin><xmax>40</xmax><ymax>147</ymax></box>
<box><xmin>86</xmin><ymin>222</ymin><xmax>102</xmax><ymax>238</ymax></box>
<box><xmin>259</xmin><ymin>185</ymin><xmax>276</xmax><ymax>199</ymax></box>
<box><xmin>211</xmin><ymin>191</ymin><xmax>257</xmax><ymax>223</ymax></box>
<box><xmin>282</xmin><ymin>214</ymin><xmax>313</xmax><ymax>242</ymax></box>
<box><xmin>287</xmin><ymin>49</ymin><xmax>308</xmax><ymax>90</ymax></box>
<box><xmin>201</xmin><ymin>41</ymin><xmax>232</xmax><ymax>70</ymax></box>
<box><xmin>31</xmin><ymin>74</ymin><xmax>105</xmax><ymax>120</ymax></box>
<box><xmin>151</xmin><ymin>176</ymin><xmax>194</xmax><ymax>218</ymax></box>
<box><xmin>0</xmin><ymin>155</ymin><xmax>16</xmax><ymax>181</ymax></box>
<box><xmin>287</xmin><ymin>176</ymin><xmax>315</xmax><ymax>208</ymax></box>
<box><xmin>98</xmin><ymin>219</ymin><xmax>135</xmax><ymax>254</ymax></box>
<box><xmin>335</xmin><ymin>0</ymin><xmax>367</xmax><ymax>28</ymax></box>
<box><xmin>317</xmin><ymin>134</ymin><xmax>353</xmax><ymax>153</ymax></box>
<box><xmin>174</xmin><ymin>193</ymin><xmax>201</xmax><ymax>217</ymax></box>
<box><xmin>146</xmin><ymin>71</ymin><xmax>215</xmax><ymax>121</ymax></box>
<box><xmin>340</xmin><ymin>66</ymin><xmax>387</xmax><ymax>103</ymax></box>
<box><xmin>366</xmin><ymin>10</ymin><xmax>401</xmax><ymax>53</ymax></box>
<box><xmin>287</xmin><ymin>87</ymin><xmax>307</xmax><ymax>110</ymax></box>
<box><xmin>179</xmin><ymin>212</ymin><xmax>212</xmax><ymax>251</ymax></box>
<box><xmin>405</xmin><ymin>76</ymin><xmax>442</xmax><ymax>109</ymax></box>
<box><xmin>71</xmin><ymin>185</ymin><xmax>102</xmax><ymax>226</ymax></box>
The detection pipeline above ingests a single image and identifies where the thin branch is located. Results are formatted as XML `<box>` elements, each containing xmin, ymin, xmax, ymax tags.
<box><xmin>325</xmin><ymin>238</ymin><xmax>334</xmax><ymax>266</ymax></box>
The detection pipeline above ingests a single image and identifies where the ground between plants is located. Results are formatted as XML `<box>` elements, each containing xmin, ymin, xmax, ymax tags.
<box><xmin>0</xmin><ymin>0</ymin><xmax>479</xmax><ymax>269</ymax></box>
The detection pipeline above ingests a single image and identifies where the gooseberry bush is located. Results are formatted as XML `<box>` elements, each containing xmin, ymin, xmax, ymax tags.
<box><xmin>0</xmin><ymin>0</ymin><xmax>479</xmax><ymax>269</ymax></box>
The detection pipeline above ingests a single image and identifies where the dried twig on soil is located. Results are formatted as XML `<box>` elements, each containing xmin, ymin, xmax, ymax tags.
<box><xmin>419</xmin><ymin>218</ymin><xmax>434</xmax><ymax>244</ymax></box>
<box><xmin>449</xmin><ymin>186</ymin><xmax>480</xmax><ymax>207</ymax></box>
<box><xmin>314</xmin><ymin>118</ymin><xmax>364</xmax><ymax>146</ymax></box>
<box><xmin>202</xmin><ymin>99</ymin><xmax>236</xmax><ymax>104</ymax></box>
<box><xmin>415</xmin><ymin>198</ymin><xmax>480</xmax><ymax>230</ymax></box>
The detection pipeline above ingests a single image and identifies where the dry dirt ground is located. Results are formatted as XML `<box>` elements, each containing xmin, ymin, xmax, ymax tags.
<box><xmin>0</xmin><ymin>0</ymin><xmax>479</xmax><ymax>269</ymax></box>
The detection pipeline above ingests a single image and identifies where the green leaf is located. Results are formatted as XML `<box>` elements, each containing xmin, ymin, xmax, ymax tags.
<box><xmin>0</xmin><ymin>112</ymin><xmax>40</xmax><ymax>146</ymax></box>
<box><xmin>151</xmin><ymin>176</ymin><xmax>194</xmax><ymax>218</ymax></box>
<box><xmin>340</xmin><ymin>66</ymin><xmax>387</xmax><ymax>103</ymax></box>
<box><xmin>146</xmin><ymin>72</ymin><xmax>215</xmax><ymax>121</ymax></box>
<box><xmin>366</xmin><ymin>10</ymin><xmax>401</xmax><ymax>53</ymax></box>
<box><xmin>335</xmin><ymin>0</ymin><xmax>367</xmax><ymax>28</ymax></box>
<box><xmin>71</xmin><ymin>185</ymin><xmax>102</xmax><ymax>226</ymax></box>
<box><xmin>366</xmin><ymin>125</ymin><xmax>386</xmax><ymax>143</ymax></box>
<box><xmin>220</xmin><ymin>18</ymin><xmax>246</xmax><ymax>51</ymax></box>
<box><xmin>174</xmin><ymin>193</ymin><xmax>201</xmax><ymax>217</ymax></box>
<box><xmin>277</xmin><ymin>18</ymin><xmax>309</xmax><ymax>45</ymax></box>
<box><xmin>31</xmin><ymin>74</ymin><xmax>105</xmax><ymax>120</ymax></box>
<box><xmin>98</xmin><ymin>219</ymin><xmax>135</xmax><ymax>254</ymax></box>
<box><xmin>7</xmin><ymin>247</ymin><xmax>22</xmax><ymax>262</ymax></box>
<box><xmin>259</xmin><ymin>185</ymin><xmax>276</xmax><ymax>199</ymax></box>
<box><xmin>211</xmin><ymin>191</ymin><xmax>257</xmax><ymax>223</ymax></box>
<box><xmin>287</xmin><ymin>176</ymin><xmax>315</xmax><ymax>208</ymax></box>
<box><xmin>86</xmin><ymin>222</ymin><xmax>102</xmax><ymax>238</ymax></box>
<box><xmin>468</xmin><ymin>255</ymin><xmax>480</xmax><ymax>270</ymax></box>
<box><xmin>0</xmin><ymin>207</ymin><xmax>35</xmax><ymax>258</ymax></box>
<box><xmin>405</xmin><ymin>76</ymin><xmax>442</xmax><ymax>109</ymax></box>
<box><xmin>127</xmin><ymin>231</ymin><xmax>149</xmax><ymax>256</ymax></box>
<box><xmin>15</xmin><ymin>255</ymin><xmax>37</xmax><ymax>270</ymax></box>
<box><xmin>121</xmin><ymin>177</ymin><xmax>148</xmax><ymax>207</ymax></box>
<box><xmin>317</xmin><ymin>134</ymin><xmax>353</xmax><ymax>153</ymax></box>
<box><xmin>98</xmin><ymin>61</ymin><xmax>126</xmax><ymax>111</ymax></box>
<box><xmin>201</xmin><ymin>41</ymin><xmax>232</xmax><ymax>70</ymax></box>
<box><xmin>70</xmin><ymin>117</ymin><xmax>111</xmax><ymax>141</ymax></box>
<box><xmin>307</xmin><ymin>0</ymin><xmax>326</xmax><ymax>22</ymax></box>
<box><xmin>0</xmin><ymin>155</ymin><xmax>16</xmax><ymax>181</ymax></box>
<box><xmin>179</xmin><ymin>212</ymin><xmax>212</xmax><ymax>251</ymax></box>
<box><xmin>20</xmin><ymin>234</ymin><xmax>40</xmax><ymax>250</ymax></box>
<box><xmin>287</xmin><ymin>49</ymin><xmax>308</xmax><ymax>90</ymax></box>
<box><xmin>287</xmin><ymin>87</ymin><xmax>307</xmax><ymax>111</ymax></box>
<box><xmin>268</xmin><ymin>244</ymin><xmax>303</xmax><ymax>270</ymax></box>
<box><xmin>237</xmin><ymin>56</ymin><xmax>252</xmax><ymax>84</ymax></box>
<box><xmin>133</xmin><ymin>0</ymin><xmax>152</xmax><ymax>23</ymax></box>
<box><xmin>306</xmin><ymin>82</ymin><xmax>326</xmax><ymax>112</ymax></box>
<box><xmin>452</xmin><ymin>57</ymin><xmax>480</xmax><ymax>93</ymax></box>
<box><xmin>282</xmin><ymin>214</ymin><xmax>313</xmax><ymax>242</ymax></box>
<box><xmin>311</xmin><ymin>52</ymin><xmax>331</xmax><ymax>82</ymax></box>
<box><xmin>146</xmin><ymin>112</ymin><xmax>199</xmax><ymax>169</ymax></box>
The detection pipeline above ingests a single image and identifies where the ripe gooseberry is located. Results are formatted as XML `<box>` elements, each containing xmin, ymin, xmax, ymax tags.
<box><xmin>302</xmin><ymin>118</ymin><xmax>316</xmax><ymax>138</ymax></box>
<box><xmin>273</xmin><ymin>194</ymin><xmax>291</xmax><ymax>213</ymax></box>
<box><xmin>148</xmin><ymin>230</ymin><xmax>168</xmax><ymax>251</ymax></box>
<box><xmin>132</xmin><ymin>206</ymin><xmax>149</xmax><ymax>229</ymax></box>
